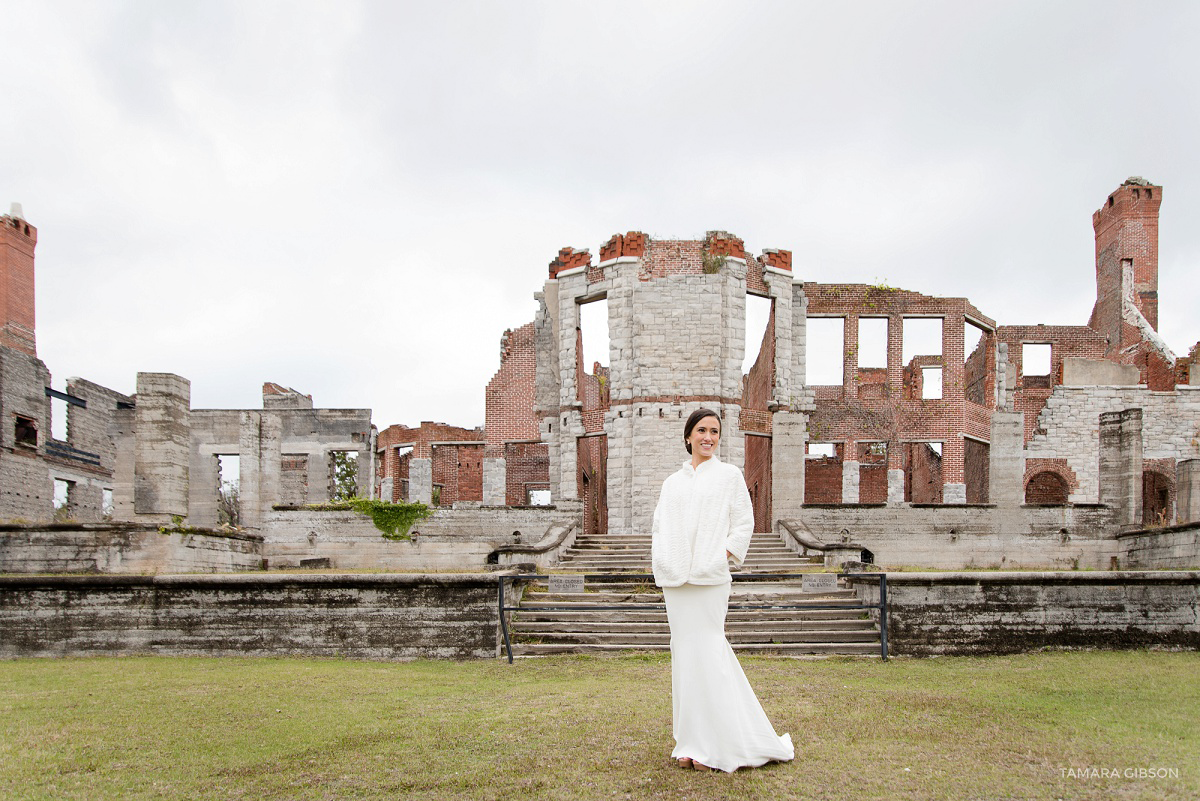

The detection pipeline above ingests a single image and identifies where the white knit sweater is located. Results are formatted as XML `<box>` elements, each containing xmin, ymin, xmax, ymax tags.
<box><xmin>651</xmin><ymin>456</ymin><xmax>754</xmax><ymax>588</ymax></box>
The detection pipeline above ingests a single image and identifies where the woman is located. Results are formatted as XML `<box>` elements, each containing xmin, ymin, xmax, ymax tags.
<box><xmin>651</xmin><ymin>408</ymin><xmax>795</xmax><ymax>773</ymax></box>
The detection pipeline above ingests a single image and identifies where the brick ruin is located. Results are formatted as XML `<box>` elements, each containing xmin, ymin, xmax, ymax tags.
<box><xmin>374</xmin><ymin>178</ymin><xmax>1199</xmax><ymax>567</ymax></box>
<box><xmin>4</xmin><ymin>179</ymin><xmax>1200</xmax><ymax>570</ymax></box>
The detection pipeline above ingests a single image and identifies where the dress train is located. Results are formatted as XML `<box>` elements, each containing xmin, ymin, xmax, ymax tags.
<box><xmin>663</xmin><ymin>582</ymin><xmax>795</xmax><ymax>773</ymax></box>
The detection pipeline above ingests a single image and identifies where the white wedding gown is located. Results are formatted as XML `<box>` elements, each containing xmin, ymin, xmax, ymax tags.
<box><xmin>663</xmin><ymin>582</ymin><xmax>795</xmax><ymax>772</ymax></box>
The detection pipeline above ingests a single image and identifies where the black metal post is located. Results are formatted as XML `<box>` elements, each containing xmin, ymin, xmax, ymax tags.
<box><xmin>498</xmin><ymin>576</ymin><xmax>514</xmax><ymax>663</ymax></box>
<box><xmin>879</xmin><ymin>573</ymin><xmax>889</xmax><ymax>661</ymax></box>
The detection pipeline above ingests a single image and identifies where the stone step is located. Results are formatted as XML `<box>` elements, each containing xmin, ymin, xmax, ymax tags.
<box><xmin>515</xmin><ymin>629</ymin><xmax>878</xmax><ymax>646</ymax></box>
<box><xmin>509</xmin><ymin>642</ymin><xmax>882</xmax><ymax>656</ymax></box>
<box><xmin>522</xmin><ymin>589</ymin><xmax>857</xmax><ymax>603</ymax></box>
<box><xmin>515</xmin><ymin>619</ymin><xmax>876</xmax><ymax>634</ymax></box>
<box><xmin>511</xmin><ymin>608</ymin><xmax>869</xmax><ymax>623</ymax></box>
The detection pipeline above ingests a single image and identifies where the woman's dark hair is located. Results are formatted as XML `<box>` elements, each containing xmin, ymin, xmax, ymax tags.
<box><xmin>683</xmin><ymin>408</ymin><xmax>720</xmax><ymax>454</ymax></box>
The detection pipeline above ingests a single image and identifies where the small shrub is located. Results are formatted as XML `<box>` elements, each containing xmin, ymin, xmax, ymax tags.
<box><xmin>306</xmin><ymin>498</ymin><xmax>432</xmax><ymax>541</ymax></box>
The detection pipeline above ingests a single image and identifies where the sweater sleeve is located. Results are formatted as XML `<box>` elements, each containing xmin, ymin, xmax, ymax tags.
<box><xmin>724</xmin><ymin>468</ymin><xmax>754</xmax><ymax>565</ymax></box>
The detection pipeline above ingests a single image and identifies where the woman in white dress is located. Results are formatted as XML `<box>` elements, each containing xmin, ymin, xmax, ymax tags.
<box><xmin>651</xmin><ymin>408</ymin><xmax>795</xmax><ymax>773</ymax></box>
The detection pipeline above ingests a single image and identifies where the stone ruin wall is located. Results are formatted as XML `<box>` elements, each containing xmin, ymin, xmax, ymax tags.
<box><xmin>536</xmin><ymin>231</ymin><xmax>802</xmax><ymax>537</ymax></box>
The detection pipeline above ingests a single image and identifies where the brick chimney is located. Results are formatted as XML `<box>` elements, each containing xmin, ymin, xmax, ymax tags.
<box><xmin>0</xmin><ymin>203</ymin><xmax>37</xmax><ymax>356</ymax></box>
<box><xmin>1088</xmin><ymin>178</ymin><xmax>1162</xmax><ymax>355</ymax></box>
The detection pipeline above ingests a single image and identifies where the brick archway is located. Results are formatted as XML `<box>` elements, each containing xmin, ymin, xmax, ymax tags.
<box><xmin>1025</xmin><ymin>470</ymin><xmax>1069</xmax><ymax>505</ymax></box>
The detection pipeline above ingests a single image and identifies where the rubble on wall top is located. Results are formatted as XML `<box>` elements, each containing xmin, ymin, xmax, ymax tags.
<box><xmin>1123</xmin><ymin>176</ymin><xmax>1153</xmax><ymax>187</ymax></box>
<box><xmin>263</xmin><ymin>382</ymin><xmax>310</xmax><ymax>398</ymax></box>
<box><xmin>8</xmin><ymin>202</ymin><xmax>24</xmax><ymax>220</ymax></box>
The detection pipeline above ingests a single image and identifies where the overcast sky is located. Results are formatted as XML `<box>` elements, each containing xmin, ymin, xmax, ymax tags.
<box><xmin>3</xmin><ymin>1</ymin><xmax>1197</xmax><ymax>431</ymax></box>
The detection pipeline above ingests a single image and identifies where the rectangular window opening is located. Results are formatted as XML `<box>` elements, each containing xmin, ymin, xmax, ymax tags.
<box><xmin>1022</xmin><ymin>343</ymin><xmax>1052</xmax><ymax>377</ymax></box>
<box><xmin>902</xmin><ymin>317</ymin><xmax>943</xmax><ymax>362</ymax></box>
<box><xmin>803</xmin><ymin>442</ymin><xmax>843</xmax><ymax>504</ymax></box>
<box><xmin>51</xmin><ymin>396</ymin><xmax>69</xmax><ymax>442</ymax></box>
<box><xmin>921</xmin><ymin>366</ymin><xmax>943</xmax><ymax>399</ymax></box>
<box><xmin>806</xmin><ymin>317</ymin><xmax>845</xmax><ymax>385</ymax></box>
<box><xmin>857</xmin><ymin>317</ymin><xmax>888</xmax><ymax>368</ymax></box>
<box><xmin>217</xmin><ymin>455</ymin><xmax>241</xmax><ymax>526</ymax></box>
<box><xmin>903</xmin><ymin>442</ymin><xmax>943</xmax><ymax>504</ymax></box>
<box><xmin>964</xmin><ymin>319</ymin><xmax>990</xmax><ymax>405</ymax></box>
<box><xmin>15</xmin><ymin>415</ymin><xmax>37</xmax><ymax>448</ymax></box>
<box><xmin>330</xmin><ymin>451</ymin><xmax>359</xmax><ymax>502</ymax></box>
<box><xmin>53</xmin><ymin>478</ymin><xmax>70</xmax><ymax>509</ymax></box>
<box><xmin>53</xmin><ymin>478</ymin><xmax>75</xmax><ymax>522</ymax></box>
<box><xmin>578</xmin><ymin>297</ymin><xmax>610</xmax><ymax>372</ymax></box>
<box><xmin>744</xmin><ymin>294</ymin><xmax>773</xmax><ymax>374</ymax></box>
<box><xmin>857</xmin><ymin>441</ymin><xmax>888</xmax><ymax>504</ymax></box>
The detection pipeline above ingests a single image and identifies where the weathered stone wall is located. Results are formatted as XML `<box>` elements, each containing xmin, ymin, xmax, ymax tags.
<box><xmin>0</xmin><ymin>573</ymin><xmax>502</xmax><ymax>660</ymax></box>
<box><xmin>799</xmin><ymin>503</ymin><xmax>1123</xmax><ymax>569</ymax></box>
<box><xmin>261</xmin><ymin>502</ymin><xmax>581</xmax><ymax>571</ymax></box>
<box><xmin>1026</xmin><ymin>387</ymin><xmax>1200</xmax><ymax>505</ymax></box>
<box><xmin>0</xmin><ymin>523</ymin><xmax>262</xmax><ymax>573</ymax></box>
<box><xmin>133</xmin><ymin>373</ymin><xmax>191</xmax><ymax>519</ymax></box>
<box><xmin>187</xmin><ymin>407</ymin><xmax>372</xmax><ymax>528</ymax></box>
<box><xmin>1119</xmin><ymin>523</ymin><xmax>1200</xmax><ymax>569</ymax></box>
<box><xmin>0</xmin><ymin>347</ymin><xmax>54</xmax><ymax>520</ymax></box>
<box><xmin>534</xmin><ymin>238</ymin><xmax>802</xmax><ymax>535</ymax></box>
<box><xmin>848</xmin><ymin>570</ymin><xmax>1200</xmax><ymax>656</ymax></box>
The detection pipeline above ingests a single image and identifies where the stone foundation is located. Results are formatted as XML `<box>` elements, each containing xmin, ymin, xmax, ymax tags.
<box><xmin>0</xmin><ymin>573</ymin><xmax>502</xmax><ymax>660</ymax></box>
<box><xmin>848</xmin><ymin>570</ymin><xmax>1200</xmax><ymax>656</ymax></box>
<box><xmin>0</xmin><ymin>523</ymin><xmax>262</xmax><ymax>574</ymax></box>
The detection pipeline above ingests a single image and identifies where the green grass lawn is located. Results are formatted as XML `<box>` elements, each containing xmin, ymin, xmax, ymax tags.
<box><xmin>2</xmin><ymin>651</ymin><xmax>1196</xmax><ymax>800</ymax></box>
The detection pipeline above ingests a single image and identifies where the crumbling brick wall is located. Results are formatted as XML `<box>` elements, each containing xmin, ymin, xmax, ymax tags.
<box><xmin>485</xmin><ymin>323</ymin><xmax>540</xmax><ymax>455</ymax></box>
<box><xmin>376</xmin><ymin>422</ymin><xmax>483</xmax><ymax>502</ymax></box>
<box><xmin>432</xmin><ymin>443</ymin><xmax>483</xmax><ymax>506</ymax></box>
<box><xmin>803</xmin><ymin>284</ymin><xmax>997</xmax><ymax>503</ymax></box>
<box><xmin>996</xmin><ymin>325</ymin><xmax>1107</xmax><ymax>443</ymax></box>
<box><xmin>504</xmin><ymin>440</ymin><xmax>549</xmax><ymax>506</ymax></box>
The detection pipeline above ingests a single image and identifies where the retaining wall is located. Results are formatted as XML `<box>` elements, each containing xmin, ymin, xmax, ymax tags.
<box><xmin>261</xmin><ymin>503</ymin><xmax>581</xmax><ymax>571</ymax></box>
<box><xmin>0</xmin><ymin>573</ymin><xmax>501</xmax><ymax>660</ymax></box>
<box><xmin>0</xmin><ymin>523</ymin><xmax>262</xmax><ymax>574</ymax></box>
<box><xmin>1119</xmin><ymin>523</ymin><xmax>1200</xmax><ymax>569</ymax></box>
<box><xmin>848</xmin><ymin>571</ymin><xmax>1200</xmax><ymax>656</ymax></box>
<box><xmin>799</xmin><ymin>504</ymin><xmax>1122</xmax><ymax>570</ymax></box>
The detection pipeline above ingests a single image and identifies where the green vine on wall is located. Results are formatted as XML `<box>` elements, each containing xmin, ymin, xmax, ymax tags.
<box><xmin>158</xmin><ymin>514</ymin><xmax>205</xmax><ymax>536</ymax></box>
<box><xmin>307</xmin><ymin>498</ymin><xmax>432</xmax><ymax>541</ymax></box>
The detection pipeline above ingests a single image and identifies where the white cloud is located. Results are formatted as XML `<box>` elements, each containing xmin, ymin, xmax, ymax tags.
<box><xmin>3</xmin><ymin>0</ymin><xmax>1198</xmax><ymax>428</ymax></box>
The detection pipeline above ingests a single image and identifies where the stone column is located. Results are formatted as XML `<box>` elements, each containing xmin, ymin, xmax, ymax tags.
<box><xmin>238</xmin><ymin>411</ymin><xmax>282</xmax><ymax>529</ymax></box>
<box><xmin>1098</xmin><ymin>408</ymin><xmax>1143</xmax><ymax>529</ymax></box>
<box><xmin>133</xmin><ymin>372</ymin><xmax>190</xmax><ymax>520</ymax></box>
<box><xmin>409</xmin><ymin>458</ymin><xmax>433</xmax><ymax>505</ymax></box>
<box><xmin>1175</xmin><ymin>459</ymin><xmax>1198</xmax><ymax>524</ymax></box>
<box><xmin>887</xmin><ymin>469</ymin><xmax>905</xmax><ymax>506</ymax></box>
<box><xmin>483</xmin><ymin>457</ymin><xmax>506</xmax><ymax>505</ymax></box>
<box><xmin>771</xmin><ymin>412</ymin><xmax>807</xmax><ymax>522</ymax></box>
<box><xmin>989</xmin><ymin>410</ymin><xmax>1025</xmax><ymax>508</ymax></box>
<box><xmin>841</xmin><ymin>458</ymin><xmax>860</xmax><ymax>504</ymax></box>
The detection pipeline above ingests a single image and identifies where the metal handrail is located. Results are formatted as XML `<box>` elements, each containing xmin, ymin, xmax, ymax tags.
<box><xmin>498</xmin><ymin>572</ymin><xmax>889</xmax><ymax>663</ymax></box>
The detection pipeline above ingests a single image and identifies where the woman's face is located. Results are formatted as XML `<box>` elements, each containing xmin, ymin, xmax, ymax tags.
<box><xmin>687</xmin><ymin>415</ymin><xmax>721</xmax><ymax>461</ymax></box>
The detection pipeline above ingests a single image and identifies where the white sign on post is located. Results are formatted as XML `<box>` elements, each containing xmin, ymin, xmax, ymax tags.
<box><xmin>548</xmin><ymin>574</ymin><xmax>585</xmax><ymax>594</ymax></box>
<box><xmin>801</xmin><ymin>573</ymin><xmax>838</xmax><ymax>593</ymax></box>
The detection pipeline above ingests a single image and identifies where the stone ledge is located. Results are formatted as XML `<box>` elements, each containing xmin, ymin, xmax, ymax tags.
<box><xmin>853</xmin><ymin>570</ymin><xmax>1200</xmax><ymax>586</ymax></box>
<box><xmin>0</xmin><ymin>572</ymin><xmax>501</xmax><ymax>589</ymax></box>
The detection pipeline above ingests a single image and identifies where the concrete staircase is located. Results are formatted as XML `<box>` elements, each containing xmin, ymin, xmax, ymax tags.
<box><xmin>558</xmin><ymin>528</ymin><xmax>820</xmax><ymax>573</ymax></box>
<box><xmin>504</xmin><ymin>531</ymin><xmax>883</xmax><ymax>657</ymax></box>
